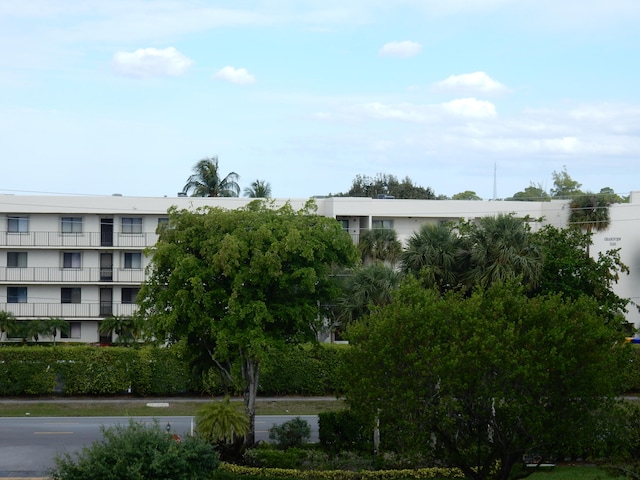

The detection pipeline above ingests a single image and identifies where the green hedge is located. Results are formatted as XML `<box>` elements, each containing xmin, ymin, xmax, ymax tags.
<box><xmin>0</xmin><ymin>343</ymin><xmax>350</xmax><ymax>397</ymax></box>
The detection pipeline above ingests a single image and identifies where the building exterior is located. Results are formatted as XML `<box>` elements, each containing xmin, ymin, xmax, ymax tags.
<box><xmin>0</xmin><ymin>193</ymin><xmax>638</xmax><ymax>343</ymax></box>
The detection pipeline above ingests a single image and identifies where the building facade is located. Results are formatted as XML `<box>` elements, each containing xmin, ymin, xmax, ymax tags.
<box><xmin>0</xmin><ymin>193</ymin><xmax>638</xmax><ymax>343</ymax></box>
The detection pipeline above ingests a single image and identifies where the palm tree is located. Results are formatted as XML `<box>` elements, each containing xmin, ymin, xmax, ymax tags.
<box><xmin>99</xmin><ymin>315</ymin><xmax>142</xmax><ymax>345</ymax></box>
<box><xmin>41</xmin><ymin>317</ymin><xmax>70</xmax><ymax>345</ymax></box>
<box><xmin>196</xmin><ymin>396</ymin><xmax>250</xmax><ymax>444</ymax></box>
<box><xmin>399</xmin><ymin>223</ymin><xmax>467</xmax><ymax>292</ymax></box>
<box><xmin>358</xmin><ymin>228</ymin><xmax>402</xmax><ymax>266</ymax></box>
<box><xmin>334</xmin><ymin>263</ymin><xmax>402</xmax><ymax>327</ymax></box>
<box><xmin>0</xmin><ymin>311</ymin><xmax>17</xmax><ymax>342</ymax></box>
<box><xmin>464</xmin><ymin>214</ymin><xmax>543</xmax><ymax>290</ymax></box>
<box><xmin>182</xmin><ymin>157</ymin><xmax>240</xmax><ymax>197</ymax></box>
<box><xmin>243</xmin><ymin>179</ymin><xmax>272</xmax><ymax>198</ymax></box>
<box><xmin>569</xmin><ymin>192</ymin><xmax>611</xmax><ymax>256</ymax></box>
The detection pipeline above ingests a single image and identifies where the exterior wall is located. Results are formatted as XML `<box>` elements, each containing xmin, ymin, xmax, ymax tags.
<box><xmin>1</xmin><ymin>193</ymin><xmax>637</xmax><ymax>342</ymax></box>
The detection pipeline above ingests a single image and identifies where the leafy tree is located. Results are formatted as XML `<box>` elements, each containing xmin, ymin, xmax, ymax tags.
<box><xmin>550</xmin><ymin>166</ymin><xmax>582</xmax><ymax>199</ymax></box>
<box><xmin>333</xmin><ymin>263</ymin><xmax>402</xmax><ymax>327</ymax></box>
<box><xmin>49</xmin><ymin>419</ymin><xmax>218</xmax><ymax>480</ymax></box>
<box><xmin>357</xmin><ymin>228</ymin><xmax>402</xmax><ymax>266</ymax></box>
<box><xmin>333</xmin><ymin>173</ymin><xmax>436</xmax><ymax>199</ymax></box>
<box><xmin>243</xmin><ymin>179</ymin><xmax>272</xmax><ymax>198</ymax></box>
<box><xmin>599</xmin><ymin>186</ymin><xmax>627</xmax><ymax>204</ymax></box>
<box><xmin>0</xmin><ymin>311</ymin><xmax>17</xmax><ymax>341</ymax></box>
<box><xmin>463</xmin><ymin>214</ymin><xmax>543</xmax><ymax>290</ymax></box>
<box><xmin>400</xmin><ymin>222</ymin><xmax>467</xmax><ymax>293</ymax></box>
<box><xmin>345</xmin><ymin>280</ymin><xmax>631</xmax><ymax>480</ymax></box>
<box><xmin>532</xmin><ymin>225</ymin><xmax>630</xmax><ymax>326</ymax></box>
<box><xmin>182</xmin><ymin>156</ymin><xmax>240</xmax><ymax>197</ymax></box>
<box><xmin>138</xmin><ymin>200</ymin><xmax>358</xmax><ymax>444</ymax></box>
<box><xmin>507</xmin><ymin>184</ymin><xmax>550</xmax><ymax>202</ymax></box>
<box><xmin>452</xmin><ymin>190</ymin><xmax>482</xmax><ymax>200</ymax></box>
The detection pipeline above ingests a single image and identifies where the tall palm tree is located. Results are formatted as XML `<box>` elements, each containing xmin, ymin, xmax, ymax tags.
<box><xmin>464</xmin><ymin>214</ymin><xmax>543</xmax><ymax>290</ymax></box>
<box><xmin>569</xmin><ymin>192</ymin><xmax>611</xmax><ymax>256</ymax></box>
<box><xmin>243</xmin><ymin>179</ymin><xmax>272</xmax><ymax>198</ymax></box>
<box><xmin>182</xmin><ymin>157</ymin><xmax>240</xmax><ymax>197</ymax></box>
<box><xmin>99</xmin><ymin>315</ymin><xmax>141</xmax><ymax>345</ymax></box>
<box><xmin>41</xmin><ymin>317</ymin><xmax>70</xmax><ymax>345</ymax></box>
<box><xmin>399</xmin><ymin>223</ymin><xmax>467</xmax><ymax>292</ymax></box>
<box><xmin>358</xmin><ymin>228</ymin><xmax>402</xmax><ymax>266</ymax></box>
<box><xmin>0</xmin><ymin>311</ymin><xmax>17</xmax><ymax>342</ymax></box>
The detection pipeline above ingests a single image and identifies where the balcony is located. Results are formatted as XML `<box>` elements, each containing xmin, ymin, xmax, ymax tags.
<box><xmin>0</xmin><ymin>231</ymin><xmax>159</xmax><ymax>248</ymax></box>
<box><xmin>0</xmin><ymin>267</ymin><xmax>145</xmax><ymax>283</ymax></box>
<box><xmin>0</xmin><ymin>302</ymin><xmax>138</xmax><ymax>318</ymax></box>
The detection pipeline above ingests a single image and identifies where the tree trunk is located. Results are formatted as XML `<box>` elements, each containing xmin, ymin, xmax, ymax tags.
<box><xmin>241</xmin><ymin>356</ymin><xmax>260</xmax><ymax>446</ymax></box>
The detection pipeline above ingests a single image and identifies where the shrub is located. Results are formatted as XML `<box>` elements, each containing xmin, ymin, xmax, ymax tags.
<box><xmin>243</xmin><ymin>445</ymin><xmax>307</xmax><ymax>469</ymax></box>
<box><xmin>318</xmin><ymin>410</ymin><xmax>372</xmax><ymax>455</ymax></box>
<box><xmin>269</xmin><ymin>417</ymin><xmax>311</xmax><ymax>449</ymax></box>
<box><xmin>48</xmin><ymin>419</ymin><xmax>219</xmax><ymax>480</ymax></box>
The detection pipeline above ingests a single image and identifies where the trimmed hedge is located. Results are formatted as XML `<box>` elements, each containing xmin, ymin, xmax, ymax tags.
<box><xmin>0</xmin><ymin>343</ymin><xmax>350</xmax><ymax>397</ymax></box>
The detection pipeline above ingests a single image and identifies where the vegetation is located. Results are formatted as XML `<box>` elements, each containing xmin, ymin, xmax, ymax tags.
<box><xmin>182</xmin><ymin>156</ymin><xmax>240</xmax><ymax>197</ymax></box>
<box><xmin>345</xmin><ymin>280</ymin><xmax>631</xmax><ymax>480</ymax></box>
<box><xmin>332</xmin><ymin>173</ymin><xmax>436</xmax><ymax>199</ymax></box>
<box><xmin>269</xmin><ymin>417</ymin><xmax>312</xmax><ymax>449</ymax></box>
<box><xmin>138</xmin><ymin>200</ymin><xmax>357</xmax><ymax>444</ymax></box>
<box><xmin>196</xmin><ymin>396</ymin><xmax>250</xmax><ymax>444</ymax></box>
<box><xmin>49</xmin><ymin>419</ymin><xmax>219</xmax><ymax>480</ymax></box>
<box><xmin>244</xmin><ymin>179</ymin><xmax>272</xmax><ymax>198</ymax></box>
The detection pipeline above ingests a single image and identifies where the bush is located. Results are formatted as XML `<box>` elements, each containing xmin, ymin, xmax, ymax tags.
<box><xmin>49</xmin><ymin>419</ymin><xmax>219</xmax><ymax>480</ymax></box>
<box><xmin>269</xmin><ymin>417</ymin><xmax>311</xmax><ymax>449</ymax></box>
<box><xmin>243</xmin><ymin>445</ymin><xmax>307</xmax><ymax>469</ymax></box>
<box><xmin>318</xmin><ymin>410</ymin><xmax>372</xmax><ymax>455</ymax></box>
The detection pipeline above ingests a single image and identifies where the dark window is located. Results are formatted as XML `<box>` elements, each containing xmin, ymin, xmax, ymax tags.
<box><xmin>7</xmin><ymin>287</ymin><xmax>27</xmax><ymax>303</ymax></box>
<box><xmin>7</xmin><ymin>252</ymin><xmax>27</xmax><ymax>268</ymax></box>
<box><xmin>122</xmin><ymin>218</ymin><xmax>142</xmax><ymax>234</ymax></box>
<box><xmin>124</xmin><ymin>252</ymin><xmax>142</xmax><ymax>269</ymax></box>
<box><xmin>61</xmin><ymin>287</ymin><xmax>81</xmax><ymax>304</ymax></box>
<box><xmin>61</xmin><ymin>217</ymin><xmax>83</xmax><ymax>233</ymax></box>
<box><xmin>7</xmin><ymin>216</ymin><xmax>28</xmax><ymax>233</ymax></box>
<box><xmin>121</xmin><ymin>287</ymin><xmax>140</xmax><ymax>304</ymax></box>
<box><xmin>61</xmin><ymin>322</ymin><xmax>80</xmax><ymax>339</ymax></box>
<box><xmin>63</xmin><ymin>252</ymin><xmax>81</xmax><ymax>268</ymax></box>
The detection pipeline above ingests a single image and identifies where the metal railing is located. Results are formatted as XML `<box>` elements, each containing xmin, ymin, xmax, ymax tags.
<box><xmin>0</xmin><ymin>302</ymin><xmax>138</xmax><ymax>318</ymax></box>
<box><xmin>0</xmin><ymin>231</ymin><xmax>159</xmax><ymax>247</ymax></box>
<box><xmin>0</xmin><ymin>267</ymin><xmax>145</xmax><ymax>283</ymax></box>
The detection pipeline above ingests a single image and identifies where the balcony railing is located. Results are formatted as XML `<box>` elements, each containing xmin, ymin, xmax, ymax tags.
<box><xmin>0</xmin><ymin>267</ymin><xmax>145</xmax><ymax>283</ymax></box>
<box><xmin>0</xmin><ymin>302</ymin><xmax>138</xmax><ymax>318</ymax></box>
<box><xmin>0</xmin><ymin>231</ymin><xmax>159</xmax><ymax>248</ymax></box>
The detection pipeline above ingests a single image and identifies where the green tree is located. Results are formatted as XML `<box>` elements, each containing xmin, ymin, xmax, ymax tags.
<box><xmin>346</xmin><ymin>280</ymin><xmax>631</xmax><ymax>480</ymax></box>
<box><xmin>243</xmin><ymin>179</ymin><xmax>272</xmax><ymax>198</ymax></box>
<box><xmin>99</xmin><ymin>315</ymin><xmax>142</xmax><ymax>345</ymax></box>
<box><xmin>49</xmin><ymin>419</ymin><xmax>218</xmax><ymax>480</ymax></box>
<box><xmin>400</xmin><ymin>222</ymin><xmax>467</xmax><ymax>293</ymax></box>
<box><xmin>196</xmin><ymin>396</ymin><xmax>250</xmax><ymax>444</ymax></box>
<box><xmin>41</xmin><ymin>317</ymin><xmax>70</xmax><ymax>346</ymax></box>
<box><xmin>334</xmin><ymin>173</ymin><xmax>436</xmax><ymax>199</ymax></box>
<box><xmin>0</xmin><ymin>311</ymin><xmax>17</xmax><ymax>341</ymax></box>
<box><xmin>452</xmin><ymin>190</ymin><xmax>482</xmax><ymax>200</ymax></box>
<box><xmin>333</xmin><ymin>263</ymin><xmax>402</xmax><ymax>327</ymax></box>
<box><xmin>357</xmin><ymin>228</ymin><xmax>402</xmax><ymax>266</ymax></box>
<box><xmin>550</xmin><ymin>166</ymin><xmax>582</xmax><ymax>199</ymax></box>
<box><xmin>532</xmin><ymin>225</ymin><xmax>630</xmax><ymax>326</ymax></box>
<box><xmin>138</xmin><ymin>200</ymin><xmax>358</xmax><ymax>444</ymax></box>
<box><xmin>182</xmin><ymin>156</ymin><xmax>240</xmax><ymax>197</ymax></box>
<box><xmin>507</xmin><ymin>183</ymin><xmax>550</xmax><ymax>202</ymax></box>
<box><xmin>463</xmin><ymin>214</ymin><xmax>543</xmax><ymax>290</ymax></box>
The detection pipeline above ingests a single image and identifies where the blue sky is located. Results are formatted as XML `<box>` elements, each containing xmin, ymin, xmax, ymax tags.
<box><xmin>1</xmin><ymin>1</ymin><xmax>639</xmax><ymax>199</ymax></box>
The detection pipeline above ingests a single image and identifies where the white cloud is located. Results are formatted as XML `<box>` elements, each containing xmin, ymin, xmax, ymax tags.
<box><xmin>213</xmin><ymin>66</ymin><xmax>256</xmax><ymax>85</ymax></box>
<box><xmin>441</xmin><ymin>98</ymin><xmax>497</xmax><ymax>118</ymax></box>
<box><xmin>379</xmin><ymin>40</ymin><xmax>422</xmax><ymax>57</ymax></box>
<box><xmin>112</xmin><ymin>47</ymin><xmax>193</xmax><ymax>78</ymax></box>
<box><xmin>434</xmin><ymin>72</ymin><xmax>507</xmax><ymax>94</ymax></box>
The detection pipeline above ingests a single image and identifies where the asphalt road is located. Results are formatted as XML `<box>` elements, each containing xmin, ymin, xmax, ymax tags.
<box><xmin>0</xmin><ymin>414</ymin><xmax>319</xmax><ymax>478</ymax></box>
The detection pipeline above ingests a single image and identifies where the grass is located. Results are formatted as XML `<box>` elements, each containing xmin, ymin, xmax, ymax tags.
<box><xmin>0</xmin><ymin>397</ymin><xmax>346</xmax><ymax>417</ymax></box>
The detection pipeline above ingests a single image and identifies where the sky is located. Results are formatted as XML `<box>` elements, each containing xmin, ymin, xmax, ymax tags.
<box><xmin>1</xmin><ymin>0</ymin><xmax>639</xmax><ymax>200</ymax></box>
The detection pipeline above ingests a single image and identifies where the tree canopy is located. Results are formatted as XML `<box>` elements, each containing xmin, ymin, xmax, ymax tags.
<box><xmin>332</xmin><ymin>173</ymin><xmax>436</xmax><ymax>199</ymax></box>
<box><xmin>182</xmin><ymin>156</ymin><xmax>240</xmax><ymax>197</ymax></box>
<box><xmin>137</xmin><ymin>200</ymin><xmax>358</xmax><ymax>444</ymax></box>
<box><xmin>345</xmin><ymin>280</ymin><xmax>631</xmax><ymax>480</ymax></box>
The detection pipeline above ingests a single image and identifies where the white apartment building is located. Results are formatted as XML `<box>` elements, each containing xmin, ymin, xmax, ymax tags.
<box><xmin>0</xmin><ymin>193</ymin><xmax>638</xmax><ymax>343</ymax></box>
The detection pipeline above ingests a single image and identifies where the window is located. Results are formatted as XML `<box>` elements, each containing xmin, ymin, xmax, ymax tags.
<box><xmin>7</xmin><ymin>287</ymin><xmax>27</xmax><ymax>303</ymax></box>
<box><xmin>121</xmin><ymin>287</ymin><xmax>140</xmax><ymax>304</ymax></box>
<box><xmin>61</xmin><ymin>287</ymin><xmax>81</xmax><ymax>304</ymax></box>
<box><xmin>7</xmin><ymin>216</ymin><xmax>28</xmax><ymax>233</ymax></box>
<box><xmin>124</xmin><ymin>252</ymin><xmax>142</xmax><ymax>269</ymax></box>
<box><xmin>7</xmin><ymin>252</ymin><xmax>27</xmax><ymax>268</ymax></box>
<box><xmin>63</xmin><ymin>252</ymin><xmax>82</xmax><ymax>269</ymax></box>
<box><xmin>338</xmin><ymin>219</ymin><xmax>349</xmax><ymax>230</ymax></box>
<box><xmin>61</xmin><ymin>217</ymin><xmax>83</xmax><ymax>233</ymax></box>
<box><xmin>122</xmin><ymin>217</ymin><xmax>142</xmax><ymax>234</ymax></box>
<box><xmin>61</xmin><ymin>322</ymin><xmax>81</xmax><ymax>339</ymax></box>
<box><xmin>372</xmin><ymin>219</ymin><xmax>393</xmax><ymax>229</ymax></box>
